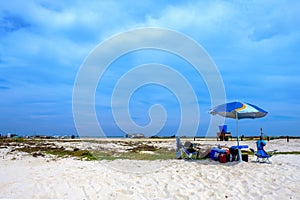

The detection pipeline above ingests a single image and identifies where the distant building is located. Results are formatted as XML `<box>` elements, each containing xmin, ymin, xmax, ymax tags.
<box><xmin>125</xmin><ymin>133</ymin><xmax>145</xmax><ymax>138</ymax></box>
<box><xmin>7</xmin><ymin>133</ymin><xmax>18</xmax><ymax>138</ymax></box>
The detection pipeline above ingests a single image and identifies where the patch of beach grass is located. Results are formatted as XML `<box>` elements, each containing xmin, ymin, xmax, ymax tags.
<box><xmin>0</xmin><ymin>137</ymin><xmax>25</xmax><ymax>143</ymax></box>
<box><xmin>246</xmin><ymin>151</ymin><xmax>300</xmax><ymax>156</ymax></box>
<box><xmin>15</xmin><ymin>144</ymin><xmax>97</xmax><ymax>160</ymax></box>
<box><xmin>91</xmin><ymin>149</ymin><xmax>175</xmax><ymax>160</ymax></box>
<box><xmin>273</xmin><ymin>151</ymin><xmax>300</xmax><ymax>155</ymax></box>
<box><xmin>124</xmin><ymin>149</ymin><xmax>175</xmax><ymax>160</ymax></box>
<box><xmin>46</xmin><ymin>149</ymin><xmax>97</xmax><ymax>160</ymax></box>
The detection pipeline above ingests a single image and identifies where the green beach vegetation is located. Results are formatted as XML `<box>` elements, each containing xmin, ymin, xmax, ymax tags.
<box><xmin>0</xmin><ymin>138</ymin><xmax>176</xmax><ymax>161</ymax></box>
<box><xmin>1</xmin><ymin>138</ymin><xmax>299</xmax><ymax>161</ymax></box>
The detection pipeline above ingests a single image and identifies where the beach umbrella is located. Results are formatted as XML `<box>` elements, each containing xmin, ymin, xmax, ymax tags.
<box><xmin>209</xmin><ymin>101</ymin><xmax>268</xmax><ymax>161</ymax></box>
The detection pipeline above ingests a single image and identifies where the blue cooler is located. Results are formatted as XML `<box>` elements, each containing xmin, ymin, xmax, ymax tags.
<box><xmin>210</xmin><ymin>148</ymin><xmax>226</xmax><ymax>161</ymax></box>
<box><xmin>210</xmin><ymin>148</ymin><xmax>219</xmax><ymax>161</ymax></box>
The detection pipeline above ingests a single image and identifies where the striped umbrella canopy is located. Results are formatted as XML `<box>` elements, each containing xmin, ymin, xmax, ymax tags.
<box><xmin>209</xmin><ymin>101</ymin><xmax>268</xmax><ymax>119</ymax></box>
<box><xmin>209</xmin><ymin>101</ymin><xmax>268</xmax><ymax>161</ymax></box>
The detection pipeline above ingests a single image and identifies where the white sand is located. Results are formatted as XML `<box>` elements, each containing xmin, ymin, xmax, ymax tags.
<box><xmin>0</xmin><ymin>139</ymin><xmax>299</xmax><ymax>200</ymax></box>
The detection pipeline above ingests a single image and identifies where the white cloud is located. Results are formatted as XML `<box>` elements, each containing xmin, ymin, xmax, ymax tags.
<box><xmin>144</xmin><ymin>1</ymin><xmax>235</xmax><ymax>35</ymax></box>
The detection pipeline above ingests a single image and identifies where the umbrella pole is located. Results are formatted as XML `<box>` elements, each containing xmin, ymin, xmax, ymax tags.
<box><xmin>236</xmin><ymin>112</ymin><xmax>242</xmax><ymax>162</ymax></box>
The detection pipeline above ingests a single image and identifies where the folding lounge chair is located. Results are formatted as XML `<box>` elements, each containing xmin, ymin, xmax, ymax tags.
<box><xmin>252</xmin><ymin>139</ymin><xmax>276</xmax><ymax>163</ymax></box>
<box><xmin>176</xmin><ymin>137</ymin><xmax>198</xmax><ymax>160</ymax></box>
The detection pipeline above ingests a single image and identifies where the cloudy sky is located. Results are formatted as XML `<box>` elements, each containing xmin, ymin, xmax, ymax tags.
<box><xmin>1</xmin><ymin>0</ymin><xmax>299</xmax><ymax>137</ymax></box>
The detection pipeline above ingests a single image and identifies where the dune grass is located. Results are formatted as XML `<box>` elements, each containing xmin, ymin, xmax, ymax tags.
<box><xmin>46</xmin><ymin>149</ymin><xmax>97</xmax><ymax>160</ymax></box>
<box><xmin>44</xmin><ymin>149</ymin><xmax>175</xmax><ymax>161</ymax></box>
<box><xmin>3</xmin><ymin>138</ymin><xmax>300</xmax><ymax>161</ymax></box>
<box><xmin>1</xmin><ymin>138</ymin><xmax>176</xmax><ymax>161</ymax></box>
<box><xmin>273</xmin><ymin>151</ymin><xmax>300</xmax><ymax>155</ymax></box>
<box><xmin>89</xmin><ymin>149</ymin><xmax>175</xmax><ymax>160</ymax></box>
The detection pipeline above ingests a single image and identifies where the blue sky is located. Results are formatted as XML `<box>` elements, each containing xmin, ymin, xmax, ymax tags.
<box><xmin>0</xmin><ymin>0</ymin><xmax>300</xmax><ymax>137</ymax></box>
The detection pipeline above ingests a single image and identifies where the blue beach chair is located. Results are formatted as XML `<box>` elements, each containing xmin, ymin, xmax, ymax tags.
<box><xmin>253</xmin><ymin>138</ymin><xmax>276</xmax><ymax>163</ymax></box>
<box><xmin>176</xmin><ymin>137</ymin><xmax>198</xmax><ymax>160</ymax></box>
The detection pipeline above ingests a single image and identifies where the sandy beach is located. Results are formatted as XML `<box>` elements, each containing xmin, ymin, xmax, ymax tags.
<box><xmin>0</xmin><ymin>138</ymin><xmax>299</xmax><ymax>199</ymax></box>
